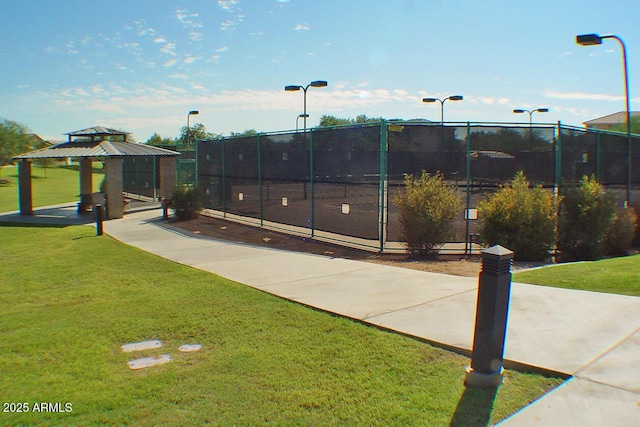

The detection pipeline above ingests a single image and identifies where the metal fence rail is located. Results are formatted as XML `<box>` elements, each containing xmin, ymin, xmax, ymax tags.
<box><xmin>194</xmin><ymin>121</ymin><xmax>640</xmax><ymax>253</ymax></box>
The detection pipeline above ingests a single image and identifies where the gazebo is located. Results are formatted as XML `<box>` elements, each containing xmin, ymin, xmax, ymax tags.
<box><xmin>13</xmin><ymin>126</ymin><xmax>180</xmax><ymax>219</ymax></box>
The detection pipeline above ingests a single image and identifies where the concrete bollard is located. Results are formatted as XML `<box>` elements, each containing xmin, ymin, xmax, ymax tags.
<box><xmin>161</xmin><ymin>197</ymin><xmax>169</xmax><ymax>220</ymax></box>
<box><xmin>95</xmin><ymin>204</ymin><xmax>104</xmax><ymax>236</ymax></box>
<box><xmin>465</xmin><ymin>245</ymin><xmax>514</xmax><ymax>388</ymax></box>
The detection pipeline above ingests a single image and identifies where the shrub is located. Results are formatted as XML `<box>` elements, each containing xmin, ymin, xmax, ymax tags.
<box><xmin>604</xmin><ymin>208</ymin><xmax>638</xmax><ymax>255</ymax></box>
<box><xmin>557</xmin><ymin>175</ymin><xmax>616</xmax><ymax>261</ymax></box>
<box><xmin>393</xmin><ymin>171</ymin><xmax>461</xmax><ymax>257</ymax></box>
<box><xmin>171</xmin><ymin>185</ymin><xmax>202</xmax><ymax>220</ymax></box>
<box><xmin>477</xmin><ymin>172</ymin><xmax>558</xmax><ymax>262</ymax></box>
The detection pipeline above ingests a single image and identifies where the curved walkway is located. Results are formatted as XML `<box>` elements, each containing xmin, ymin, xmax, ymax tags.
<box><xmin>2</xmin><ymin>206</ymin><xmax>639</xmax><ymax>425</ymax></box>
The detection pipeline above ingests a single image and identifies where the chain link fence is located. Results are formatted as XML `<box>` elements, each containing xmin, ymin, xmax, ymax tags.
<box><xmin>195</xmin><ymin>122</ymin><xmax>640</xmax><ymax>252</ymax></box>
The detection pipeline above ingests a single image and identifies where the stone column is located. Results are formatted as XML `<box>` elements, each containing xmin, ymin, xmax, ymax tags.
<box><xmin>18</xmin><ymin>160</ymin><xmax>33</xmax><ymax>215</ymax></box>
<box><xmin>158</xmin><ymin>156</ymin><xmax>177</xmax><ymax>200</ymax></box>
<box><xmin>78</xmin><ymin>158</ymin><xmax>94</xmax><ymax>212</ymax></box>
<box><xmin>104</xmin><ymin>157</ymin><xmax>124</xmax><ymax>219</ymax></box>
<box><xmin>79</xmin><ymin>158</ymin><xmax>93</xmax><ymax>195</ymax></box>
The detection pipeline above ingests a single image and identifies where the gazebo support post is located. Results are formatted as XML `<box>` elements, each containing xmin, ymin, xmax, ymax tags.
<box><xmin>18</xmin><ymin>160</ymin><xmax>33</xmax><ymax>215</ymax></box>
<box><xmin>78</xmin><ymin>158</ymin><xmax>94</xmax><ymax>212</ymax></box>
<box><xmin>104</xmin><ymin>157</ymin><xmax>124</xmax><ymax>219</ymax></box>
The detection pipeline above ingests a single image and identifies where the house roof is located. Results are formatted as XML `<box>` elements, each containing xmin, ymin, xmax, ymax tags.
<box><xmin>584</xmin><ymin>111</ymin><xmax>640</xmax><ymax>126</ymax></box>
<box><xmin>13</xmin><ymin>140</ymin><xmax>179</xmax><ymax>160</ymax></box>
<box><xmin>470</xmin><ymin>150</ymin><xmax>516</xmax><ymax>160</ymax></box>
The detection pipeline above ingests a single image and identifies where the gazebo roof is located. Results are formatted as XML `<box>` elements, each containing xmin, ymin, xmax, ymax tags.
<box><xmin>13</xmin><ymin>140</ymin><xmax>179</xmax><ymax>160</ymax></box>
<box><xmin>64</xmin><ymin>126</ymin><xmax>130</xmax><ymax>138</ymax></box>
<box><xmin>13</xmin><ymin>125</ymin><xmax>180</xmax><ymax>160</ymax></box>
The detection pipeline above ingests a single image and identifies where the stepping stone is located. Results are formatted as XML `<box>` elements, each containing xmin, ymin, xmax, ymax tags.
<box><xmin>127</xmin><ymin>354</ymin><xmax>172</xmax><ymax>370</ymax></box>
<box><xmin>121</xmin><ymin>339</ymin><xmax>162</xmax><ymax>353</ymax></box>
<box><xmin>178</xmin><ymin>344</ymin><xmax>203</xmax><ymax>353</ymax></box>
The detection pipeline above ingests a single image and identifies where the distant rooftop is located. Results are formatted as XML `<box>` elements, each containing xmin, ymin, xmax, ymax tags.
<box><xmin>584</xmin><ymin>111</ymin><xmax>640</xmax><ymax>128</ymax></box>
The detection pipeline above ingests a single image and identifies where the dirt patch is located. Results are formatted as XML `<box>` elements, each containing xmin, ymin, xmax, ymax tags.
<box><xmin>167</xmin><ymin>215</ymin><xmax>483</xmax><ymax>277</ymax></box>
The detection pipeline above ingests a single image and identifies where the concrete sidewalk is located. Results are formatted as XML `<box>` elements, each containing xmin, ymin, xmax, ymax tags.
<box><xmin>101</xmin><ymin>209</ymin><xmax>640</xmax><ymax>426</ymax></box>
<box><xmin>3</xmin><ymin>207</ymin><xmax>639</xmax><ymax>425</ymax></box>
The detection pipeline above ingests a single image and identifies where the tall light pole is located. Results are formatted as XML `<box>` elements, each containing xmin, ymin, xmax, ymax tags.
<box><xmin>514</xmin><ymin>108</ymin><xmax>549</xmax><ymax>150</ymax></box>
<box><xmin>576</xmin><ymin>33</ymin><xmax>632</xmax><ymax>205</ymax></box>
<box><xmin>513</xmin><ymin>108</ymin><xmax>549</xmax><ymax>126</ymax></box>
<box><xmin>422</xmin><ymin>95</ymin><xmax>463</xmax><ymax>124</ymax></box>
<box><xmin>285</xmin><ymin>80</ymin><xmax>328</xmax><ymax>132</ymax></box>
<box><xmin>186</xmin><ymin>110</ymin><xmax>199</xmax><ymax>145</ymax></box>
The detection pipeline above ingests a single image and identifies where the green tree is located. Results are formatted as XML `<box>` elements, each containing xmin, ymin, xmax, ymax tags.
<box><xmin>145</xmin><ymin>133</ymin><xmax>177</xmax><ymax>146</ymax></box>
<box><xmin>178</xmin><ymin>123</ymin><xmax>220</xmax><ymax>144</ymax></box>
<box><xmin>0</xmin><ymin>119</ymin><xmax>35</xmax><ymax>175</ymax></box>
<box><xmin>318</xmin><ymin>114</ymin><xmax>385</xmax><ymax>127</ymax></box>
<box><xmin>230</xmin><ymin>129</ymin><xmax>258</xmax><ymax>137</ymax></box>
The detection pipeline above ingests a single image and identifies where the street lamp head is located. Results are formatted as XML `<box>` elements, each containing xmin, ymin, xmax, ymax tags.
<box><xmin>448</xmin><ymin>95</ymin><xmax>463</xmax><ymax>101</ymax></box>
<box><xmin>422</xmin><ymin>98</ymin><xmax>437</xmax><ymax>103</ymax></box>
<box><xmin>285</xmin><ymin>85</ymin><xmax>302</xmax><ymax>91</ymax></box>
<box><xmin>576</xmin><ymin>33</ymin><xmax>603</xmax><ymax>46</ymax></box>
<box><xmin>189</xmin><ymin>110</ymin><xmax>199</xmax><ymax>115</ymax></box>
<box><xmin>536</xmin><ymin>108</ymin><xmax>549</xmax><ymax>113</ymax></box>
<box><xmin>513</xmin><ymin>109</ymin><xmax>525</xmax><ymax>114</ymax></box>
<box><xmin>310</xmin><ymin>80</ymin><xmax>328</xmax><ymax>88</ymax></box>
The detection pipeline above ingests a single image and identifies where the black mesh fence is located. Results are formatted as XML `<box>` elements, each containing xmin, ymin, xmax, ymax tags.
<box><xmin>559</xmin><ymin>127</ymin><xmax>640</xmax><ymax>207</ymax></box>
<box><xmin>196</xmin><ymin>122</ymin><xmax>640</xmax><ymax>252</ymax></box>
<box><xmin>122</xmin><ymin>156</ymin><xmax>156</xmax><ymax>198</ymax></box>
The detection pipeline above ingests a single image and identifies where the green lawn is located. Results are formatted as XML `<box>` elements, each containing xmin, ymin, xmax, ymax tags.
<box><xmin>0</xmin><ymin>224</ymin><xmax>562</xmax><ymax>426</ymax></box>
<box><xmin>513</xmin><ymin>255</ymin><xmax>640</xmax><ymax>296</ymax></box>
<box><xmin>0</xmin><ymin>164</ymin><xmax>104</xmax><ymax>213</ymax></box>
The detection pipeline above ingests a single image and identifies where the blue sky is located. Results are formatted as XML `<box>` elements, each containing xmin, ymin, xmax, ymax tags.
<box><xmin>1</xmin><ymin>0</ymin><xmax>639</xmax><ymax>142</ymax></box>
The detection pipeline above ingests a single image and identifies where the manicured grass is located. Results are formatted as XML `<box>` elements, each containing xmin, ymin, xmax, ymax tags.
<box><xmin>0</xmin><ymin>224</ymin><xmax>562</xmax><ymax>426</ymax></box>
<box><xmin>513</xmin><ymin>255</ymin><xmax>640</xmax><ymax>296</ymax></box>
<box><xmin>0</xmin><ymin>164</ymin><xmax>104</xmax><ymax>213</ymax></box>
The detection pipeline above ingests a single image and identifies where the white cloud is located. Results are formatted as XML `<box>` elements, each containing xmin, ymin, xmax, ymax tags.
<box><xmin>163</xmin><ymin>58</ymin><xmax>178</xmax><ymax>67</ymax></box>
<box><xmin>217</xmin><ymin>0</ymin><xmax>239</xmax><ymax>11</ymax></box>
<box><xmin>189</xmin><ymin>31</ymin><xmax>204</xmax><ymax>42</ymax></box>
<box><xmin>161</xmin><ymin>43</ymin><xmax>177</xmax><ymax>56</ymax></box>
<box><xmin>216</xmin><ymin>46</ymin><xmax>229</xmax><ymax>53</ymax></box>
<box><xmin>154</xmin><ymin>37</ymin><xmax>167</xmax><ymax>44</ymax></box>
<box><xmin>294</xmin><ymin>23</ymin><xmax>310</xmax><ymax>31</ymax></box>
<box><xmin>220</xmin><ymin>20</ymin><xmax>236</xmax><ymax>31</ymax></box>
<box><xmin>544</xmin><ymin>90</ymin><xmax>623</xmax><ymax>102</ymax></box>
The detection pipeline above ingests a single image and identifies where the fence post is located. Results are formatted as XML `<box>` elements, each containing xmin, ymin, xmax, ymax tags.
<box><xmin>465</xmin><ymin>122</ymin><xmax>472</xmax><ymax>255</ymax></box>
<box><xmin>310</xmin><ymin>128</ymin><xmax>315</xmax><ymax>237</ymax></box>
<box><xmin>379</xmin><ymin>120</ymin><xmax>388</xmax><ymax>252</ymax></box>
<box><xmin>465</xmin><ymin>244</ymin><xmax>513</xmax><ymax>388</ymax></box>
<box><xmin>257</xmin><ymin>133</ymin><xmax>263</xmax><ymax>227</ymax></box>
<box><xmin>555</xmin><ymin>121</ymin><xmax>562</xmax><ymax>197</ymax></box>
<box><xmin>221</xmin><ymin>139</ymin><xmax>227</xmax><ymax>217</ymax></box>
<box><xmin>596</xmin><ymin>130</ymin><xmax>601</xmax><ymax>181</ymax></box>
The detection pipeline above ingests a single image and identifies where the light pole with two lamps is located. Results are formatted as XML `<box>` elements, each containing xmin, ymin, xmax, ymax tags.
<box><xmin>576</xmin><ymin>33</ymin><xmax>632</xmax><ymax>206</ymax></box>
<box><xmin>285</xmin><ymin>80</ymin><xmax>328</xmax><ymax>132</ymax></box>
<box><xmin>512</xmin><ymin>108</ymin><xmax>549</xmax><ymax>125</ymax></box>
<box><xmin>513</xmin><ymin>108</ymin><xmax>549</xmax><ymax>150</ymax></box>
<box><xmin>422</xmin><ymin>95</ymin><xmax>464</xmax><ymax>124</ymax></box>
